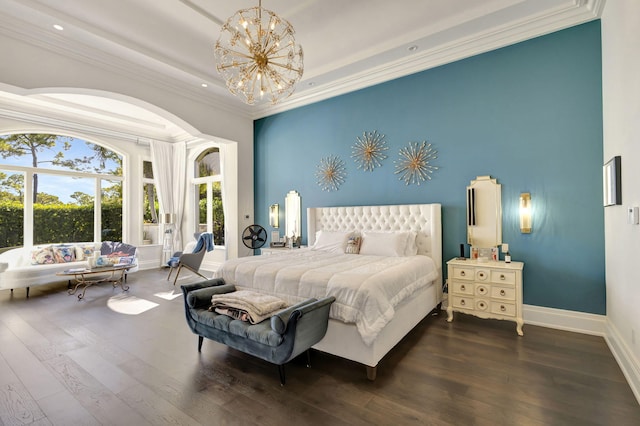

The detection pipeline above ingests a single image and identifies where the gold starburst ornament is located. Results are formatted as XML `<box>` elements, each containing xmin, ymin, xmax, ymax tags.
<box><xmin>394</xmin><ymin>141</ymin><xmax>438</xmax><ymax>185</ymax></box>
<box><xmin>351</xmin><ymin>130</ymin><xmax>388</xmax><ymax>171</ymax></box>
<box><xmin>316</xmin><ymin>155</ymin><xmax>346</xmax><ymax>192</ymax></box>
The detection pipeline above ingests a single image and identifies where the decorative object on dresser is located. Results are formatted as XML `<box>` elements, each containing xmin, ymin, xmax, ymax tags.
<box><xmin>446</xmin><ymin>258</ymin><xmax>524</xmax><ymax>336</ymax></box>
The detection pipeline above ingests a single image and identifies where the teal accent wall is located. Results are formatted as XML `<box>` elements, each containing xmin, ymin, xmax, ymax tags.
<box><xmin>254</xmin><ymin>21</ymin><xmax>604</xmax><ymax>314</ymax></box>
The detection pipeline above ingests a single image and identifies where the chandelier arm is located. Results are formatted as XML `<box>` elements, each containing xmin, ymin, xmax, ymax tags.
<box><xmin>266</xmin><ymin>61</ymin><xmax>303</xmax><ymax>73</ymax></box>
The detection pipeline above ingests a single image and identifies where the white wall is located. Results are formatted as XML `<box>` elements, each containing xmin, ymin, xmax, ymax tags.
<box><xmin>602</xmin><ymin>0</ymin><xmax>640</xmax><ymax>399</ymax></box>
<box><xmin>0</xmin><ymin>33</ymin><xmax>255</xmax><ymax>261</ymax></box>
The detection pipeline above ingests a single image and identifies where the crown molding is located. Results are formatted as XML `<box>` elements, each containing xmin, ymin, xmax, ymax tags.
<box><xmin>0</xmin><ymin>14</ymin><xmax>252</xmax><ymax>120</ymax></box>
<box><xmin>250</xmin><ymin>0</ymin><xmax>605</xmax><ymax>119</ymax></box>
<box><xmin>0</xmin><ymin>0</ymin><xmax>605</xmax><ymax>121</ymax></box>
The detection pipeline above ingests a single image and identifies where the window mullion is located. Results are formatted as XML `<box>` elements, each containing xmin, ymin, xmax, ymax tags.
<box><xmin>23</xmin><ymin>170</ymin><xmax>33</xmax><ymax>247</ymax></box>
<box><xmin>94</xmin><ymin>178</ymin><xmax>102</xmax><ymax>242</ymax></box>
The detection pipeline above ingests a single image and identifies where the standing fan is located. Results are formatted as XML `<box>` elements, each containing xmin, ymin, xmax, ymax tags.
<box><xmin>242</xmin><ymin>224</ymin><xmax>267</xmax><ymax>249</ymax></box>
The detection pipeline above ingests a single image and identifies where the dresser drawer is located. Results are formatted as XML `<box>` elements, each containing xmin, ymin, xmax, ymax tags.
<box><xmin>475</xmin><ymin>299</ymin><xmax>490</xmax><ymax>312</ymax></box>
<box><xmin>451</xmin><ymin>296</ymin><xmax>473</xmax><ymax>310</ymax></box>
<box><xmin>451</xmin><ymin>281</ymin><xmax>474</xmax><ymax>295</ymax></box>
<box><xmin>491</xmin><ymin>301</ymin><xmax>516</xmax><ymax>317</ymax></box>
<box><xmin>451</xmin><ymin>267</ymin><xmax>474</xmax><ymax>281</ymax></box>
<box><xmin>475</xmin><ymin>283</ymin><xmax>490</xmax><ymax>297</ymax></box>
<box><xmin>491</xmin><ymin>286</ymin><xmax>515</xmax><ymax>301</ymax></box>
<box><xmin>491</xmin><ymin>270</ymin><xmax>516</xmax><ymax>285</ymax></box>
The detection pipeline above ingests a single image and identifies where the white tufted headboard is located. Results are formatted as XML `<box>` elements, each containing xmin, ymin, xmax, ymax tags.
<box><xmin>307</xmin><ymin>204</ymin><xmax>442</xmax><ymax>285</ymax></box>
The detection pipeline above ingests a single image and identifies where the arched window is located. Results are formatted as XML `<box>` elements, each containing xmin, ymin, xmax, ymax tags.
<box><xmin>193</xmin><ymin>147</ymin><xmax>224</xmax><ymax>246</ymax></box>
<box><xmin>0</xmin><ymin>133</ymin><xmax>122</xmax><ymax>249</ymax></box>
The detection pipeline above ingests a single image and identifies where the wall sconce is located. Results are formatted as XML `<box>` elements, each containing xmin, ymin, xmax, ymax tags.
<box><xmin>269</xmin><ymin>204</ymin><xmax>279</xmax><ymax>228</ymax></box>
<box><xmin>520</xmin><ymin>193</ymin><xmax>532</xmax><ymax>233</ymax></box>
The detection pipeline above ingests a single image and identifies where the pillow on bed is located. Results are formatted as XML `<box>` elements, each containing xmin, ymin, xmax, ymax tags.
<box><xmin>404</xmin><ymin>231</ymin><xmax>418</xmax><ymax>256</ymax></box>
<box><xmin>359</xmin><ymin>231</ymin><xmax>415</xmax><ymax>257</ymax></box>
<box><xmin>311</xmin><ymin>230</ymin><xmax>353</xmax><ymax>253</ymax></box>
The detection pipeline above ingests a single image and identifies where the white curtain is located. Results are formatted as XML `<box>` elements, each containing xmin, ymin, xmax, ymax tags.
<box><xmin>219</xmin><ymin>144</ymin><xmax>229</xmax><ymax>260</ymax></box>
<box><xmin>150</xmin><ymin>140</ymin><xmax>187</xmax><ymax>251</ymax></box>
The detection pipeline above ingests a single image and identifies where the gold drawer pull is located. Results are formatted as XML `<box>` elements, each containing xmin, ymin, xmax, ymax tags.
<box><xmin>500</xmin><ymin>289</ymin><xmax>506</xmax><ymax>296</ymax></box>
<box><xmin>460</xmin><ymin>271</ymin><xmax>466</xmax><ymax>277</ymax></box>
<box><xmin>500</xmin><ymin>305</ymin><xmax>506</xmax><ymax>311</ymax></box>
<box><xmin>500</xmin><ymin>274</ymin><xmax>506</xmax><ymax>280</ymax></box>
<box><xmin>460</xmin><ymin>285</ymin><xmax>466</xmax><ymax>291</ymax></box>
<box><xmin>461</xmin><ymin>299</ymin><xmax>466</xmax><ymax>306</ymax></box>
<box><xmin>478</xmin><ymin>272</ymin><xmax>485</xmax><ymax>278</ymax></box>
<box><xmin>479</xmin><ymin>302</ymin><xmax>485</xmax><ymax>309</ymax></box>
<box><xmin>478</xmin><ymin>287</ymin><xmax>486</xmax><ymax>294</ymax></box>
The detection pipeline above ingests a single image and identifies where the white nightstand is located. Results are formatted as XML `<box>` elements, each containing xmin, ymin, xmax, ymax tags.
<box><xmin>446</xmin><ymin>258</ymin><xmax>524</xmax><ymax>336</ymax></box>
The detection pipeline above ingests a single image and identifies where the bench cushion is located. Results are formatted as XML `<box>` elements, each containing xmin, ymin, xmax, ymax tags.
<box><xmin>191</xmin><ymin>309</ymin><xmax>284</xmax><ymax>347</ymax></box>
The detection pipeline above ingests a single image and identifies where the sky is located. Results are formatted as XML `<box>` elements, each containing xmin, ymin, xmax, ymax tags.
<box><xmin>0</xmin><ymin>136</ymin><xmax>121</xmax><ymax>203</ymax></box>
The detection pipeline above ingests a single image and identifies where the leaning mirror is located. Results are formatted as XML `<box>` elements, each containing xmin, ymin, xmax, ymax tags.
<box><xmin>467</xmin><ymin>175</ymin><xmax>502</xmax><ymax>249</ymax></box>
<box><xmin>285</xmin><ymin>190</ymin><xmax>301</xmax><ymax>240</ymax></box>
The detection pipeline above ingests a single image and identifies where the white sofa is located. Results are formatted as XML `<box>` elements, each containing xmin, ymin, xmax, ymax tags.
<box><xmin>0</xmin><ymin>242</ymin><xmax>138</xmax><ymax>297</ymax></box>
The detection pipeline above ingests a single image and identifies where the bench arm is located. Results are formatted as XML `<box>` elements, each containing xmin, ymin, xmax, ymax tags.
<box><xmin>271</xmin><ymin>296</ymin><xmax>336</xmax><ymax>334</ymax></box>
<box><xmin>181</xmin><ymin>279</ymin><xmax>235</xmax><ymax>309</ymax></box>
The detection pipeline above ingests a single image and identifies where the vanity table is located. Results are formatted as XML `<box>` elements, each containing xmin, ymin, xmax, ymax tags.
<box><xmin>446</xmin><ymin>258</ymin><xmax>524</xmax><ymax>336</ymax></box>
<box><xmin>447</xmin><ymin>175</ymin><xmax>524</xmax><ymax>336</ymax></box>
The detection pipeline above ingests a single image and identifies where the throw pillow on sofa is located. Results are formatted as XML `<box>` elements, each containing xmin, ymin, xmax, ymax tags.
<box><xmin>31</xmin><ymin>246</ymin><xmax>56</xmax><ymax>265</ymax></box>
<box><xmin>53</xmin><ymin>244</ymin><xmax>76</xmax><ymax>263</ymax></box>
<box><xmin>75</xmin><ymin>244</ymin><xmax>97</xmax><ymax>260</ymax></box>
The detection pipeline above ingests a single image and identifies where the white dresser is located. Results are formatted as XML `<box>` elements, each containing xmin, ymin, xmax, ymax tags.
<box><xmin>446</xmin><ymin>258</ymin><xmax>524</xmax><ymax>336</ymax></box>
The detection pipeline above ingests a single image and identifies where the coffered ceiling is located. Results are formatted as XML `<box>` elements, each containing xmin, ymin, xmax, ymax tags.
<box><xmin>0</xmin><ymin>0</ymin><xmax>604</xmax><ymax>129</ymax></box>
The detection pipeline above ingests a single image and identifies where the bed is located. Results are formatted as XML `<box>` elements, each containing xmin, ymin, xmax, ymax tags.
<box><xmin>217</xmin><ymin>203</ymin><xmax>442</xmax><ymax>379</ymax></box>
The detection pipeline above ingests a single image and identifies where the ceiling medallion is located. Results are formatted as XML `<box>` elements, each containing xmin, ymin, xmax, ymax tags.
<box><xmin>351</xmin><ymin>130</ymin><xmax>388</xmax><ymax>172</ymax></box>
<box><xmin>214</xmin><ymin>0</ymin><xmax>304</xmax><ymax>105</ymax></box>
<box><xmin>316</xmin><ymin>155</ymin><xmax>346</xmax><ymax>192</ymax></box>
<box><xmin>394</xmin><ymin>141</ymin><xmax>438</xmax><ymax>185</ymax></box>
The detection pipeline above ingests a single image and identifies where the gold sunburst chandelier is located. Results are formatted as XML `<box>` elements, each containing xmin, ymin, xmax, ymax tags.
<box><xmin>214</xmin><ymin>1</ymin><xmax>304</xmax><ymax>105</ymax></box>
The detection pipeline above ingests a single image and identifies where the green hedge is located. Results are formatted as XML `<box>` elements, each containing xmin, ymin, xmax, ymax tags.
<box><xmin>0</xmin><ymin>201</ymin><xmax>122</xmax><ymax>248</ymax></box>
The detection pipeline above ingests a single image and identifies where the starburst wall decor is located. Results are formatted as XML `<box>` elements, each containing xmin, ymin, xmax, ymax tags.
<box><xmin>394</xmin><ymin>141</ymin><xmax>438</xmax><ymax>185</ymax></box>
<box><xmin>316</xmin><ymin>155</ymin><xmax>346</xmax><ymax>191</ymax></box>
<box><xmin>351</xmin><ymin>130</ymin><xmax>388</xmax><ymax>171</ymax></box>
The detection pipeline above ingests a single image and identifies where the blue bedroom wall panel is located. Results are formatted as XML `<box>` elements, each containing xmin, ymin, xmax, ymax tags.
<box><xmin>254</xmin><ymin>21</ymin><xmax>604</xmax><ymax>314</ymax></box>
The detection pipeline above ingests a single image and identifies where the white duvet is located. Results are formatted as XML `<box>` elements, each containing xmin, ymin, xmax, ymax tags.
<box><xmin>215</xmin><ymin>249</ymin><xmax>438</xmax><ymax>345</ymax></box>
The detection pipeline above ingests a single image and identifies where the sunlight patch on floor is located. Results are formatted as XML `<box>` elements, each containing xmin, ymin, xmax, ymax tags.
<box><xmin>107</xmin><ymin>294</ymin><xmax>159</xmax><ymax>315</ymax></box>
<box><xmin>154</xmin><ymin>290</ymin><xmax>182</xmax><ymax>301</ymax></box>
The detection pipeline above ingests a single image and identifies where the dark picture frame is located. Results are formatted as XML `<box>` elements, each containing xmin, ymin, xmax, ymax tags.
<box><xmin>603</xmin><ymin>155</ymin><xmax>622</xmax><ymax>207</ymax></box>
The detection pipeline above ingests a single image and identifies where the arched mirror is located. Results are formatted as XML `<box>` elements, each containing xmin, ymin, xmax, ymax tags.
<box><xmin>285</xmin><ymin>190</ymin><xmax>301</xmax><ymax>239</ymax></box>
<box><xmin>467</xmin><ymin>176</ymin><xmax>502</xmax><ymax>248</ymax></box>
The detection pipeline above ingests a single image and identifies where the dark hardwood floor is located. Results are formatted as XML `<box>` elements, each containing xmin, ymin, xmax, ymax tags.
<box><xmin>0</xmin><ymin>268</ymin><xmax>638</xmax><ymax>425</ymax></box>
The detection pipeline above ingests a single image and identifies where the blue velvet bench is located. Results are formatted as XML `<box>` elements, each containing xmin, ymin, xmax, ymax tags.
<box><xmin>181</xmin><ymin>278</ymin><xmax>335</xmax><ymax>385</ymax></box>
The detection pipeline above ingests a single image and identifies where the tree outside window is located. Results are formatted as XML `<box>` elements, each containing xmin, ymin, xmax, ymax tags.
<box><xmin>0</xmin><ymin>133</ymin><xmax>122</xmax><ymax>249</ymax></box>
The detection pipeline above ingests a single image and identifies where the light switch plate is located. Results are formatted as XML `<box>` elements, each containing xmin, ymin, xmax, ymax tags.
<box><xmin>628</xmin><ymin>206</ymin><xmax>639</xmax><ymax>225</ymax></box>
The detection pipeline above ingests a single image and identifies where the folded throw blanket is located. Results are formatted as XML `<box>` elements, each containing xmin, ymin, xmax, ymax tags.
<box><xmin>210</xmin><ymin>290</ymin><xmax>287</xmax><ymax>324</ymax></box>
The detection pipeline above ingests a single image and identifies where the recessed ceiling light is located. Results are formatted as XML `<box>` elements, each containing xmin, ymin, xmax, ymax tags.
<box><xmin>408</xmin><ymin>45</ymin><xmax>418</xmax><ymax>52</ymax></box>
<box><xmin>201</xmin><ymin>83</ymin><xmax>208</xmax><ymax>88</ymax></box>
<box><xmin>53</xmin><ymin>24</ymin><xmax>64</xmax><ymax>31</ymax></box>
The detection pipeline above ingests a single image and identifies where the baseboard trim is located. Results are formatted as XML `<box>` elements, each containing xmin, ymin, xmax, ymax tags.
<box><xmin>605</xmin><ymin>321</ymin><xmax>640</xmax><ymax>405</ymax></box>
<box><xmin>523</xmin><ymin>304</ymin><xmax>639</xmax><ymax>404</ymax></box>
<box><xmin>523</xmin><ymin>304</ymin><xmax>606</xmax><ymax>336</ymax></box>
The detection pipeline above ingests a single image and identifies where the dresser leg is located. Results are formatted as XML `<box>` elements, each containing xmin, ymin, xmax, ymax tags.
<box><xmin>446</xmin><ymin>305</ymin><xmax>453</xmax><ymax>322</ymax></box>
<box><xmin>516</xmin><ymin>318</ymin><xmax>524</xmax><ymax>336</ymax></box>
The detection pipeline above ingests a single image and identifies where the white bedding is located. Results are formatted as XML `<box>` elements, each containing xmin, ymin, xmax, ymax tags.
<box><xmin>215</xmin><ymin>249</ymin><xmax>438</xmax><ymax>345</ymax></box>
